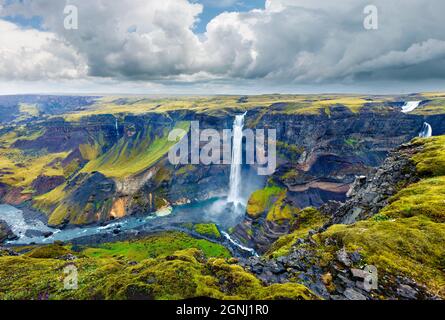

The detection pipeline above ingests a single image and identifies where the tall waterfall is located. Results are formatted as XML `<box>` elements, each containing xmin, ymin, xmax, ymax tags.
<box><xmin>227</xmin><ymin>113</ymin><xmax>246</xmax><ymax>206</ymax></box>
<box><xmin>419</xmin><ymin>122</ymin><xmax>432</xmax><ymax>138</ymax></box>
<box><xmin>115</xmin><ymin>118</ymin><xmax>119</xmax><ymax>136</ymax></box>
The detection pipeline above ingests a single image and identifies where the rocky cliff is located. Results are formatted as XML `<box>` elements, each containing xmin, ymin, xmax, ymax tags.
<box><xmin>239</xmin><ymin>136</ymin><xmax>445</xmax><ymax>300</ymax></box>
<box><xmin>321</xmin><ymin>142</ymin><xmax>422</xmax><ymax>225</ymax></box>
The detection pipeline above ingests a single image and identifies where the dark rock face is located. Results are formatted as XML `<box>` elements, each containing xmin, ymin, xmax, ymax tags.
<box><xmin>166</xmin><ymin>163</ymin><xmax>230</xmax><ymax>204</ymax></box>
<box><xmin>255</xmin><ymin>108</ymin><xmax>434</xmax><ymax>202</ymax></box>
<box><xmin>230</xmin><ymin>109</ymin><xmax>445</xmax><ymax>252</ymax></box>
<box><xmin>13</xmin><ymin>116</ymin><xmax>118</xmax><ymax>153</ymax></box>
<box><xmin>0</xmin><ymin>220</ymin><xmax>17</xmax><ymax>243</ymax></box>
<box><xmin>0</xmin><ymin>183</ymin><xmax>9</xmax><ymax>201</ymax></box>
<box><xmin>45</xmin><ymin>172</ymin><xmax>117</xmax><ymax>226</ymax></box>
<box><xmin>31</xmin><ymin>175</ymin><xmax>66</xmax><ymax>196</ymax></box>
<box><xmin>234</xmin><ymin>216</ymin><xmax>292</xmax><ymax>254</ymax></box>
<box><xmin>240</xmin><ymin>236</ymin><xmax>438</xmax><ymax>301</ymax></box>
<box><xmin>321</xmin><ymin>142</ymin><xmax>422</xmax><ymax>225</ymax></box>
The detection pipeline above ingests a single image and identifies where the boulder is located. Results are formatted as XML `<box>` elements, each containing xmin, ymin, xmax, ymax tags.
<box><xmin>0</xmin><ymin>220</ymin><xmax>17</xmax><ymax>243</ymax></box>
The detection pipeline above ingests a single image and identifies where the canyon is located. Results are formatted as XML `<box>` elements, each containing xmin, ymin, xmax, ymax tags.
<box><xmin>1</xmin><ymin>94</ymin><xmax>445</xmax><ymax>300</ymax></box>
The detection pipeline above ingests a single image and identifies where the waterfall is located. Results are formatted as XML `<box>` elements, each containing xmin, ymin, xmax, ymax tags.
<box><xmin>227</xmin><ymin>112</ymin><xmax>246</xmax><ymax>206</ymax></box>
<box><xmin>401</xmin><ymin>101</ymin><xmax>421</xmax><ymax>113</ymax></box>
<box><xmin>419</xmin><ymin>122</ymin><xmax>432</xmax><ymax>138</ymax></box>
<box><xmin>115</xmin><ymin>118</ymin><xmax>119</xmax><ymax>136</ymax></box>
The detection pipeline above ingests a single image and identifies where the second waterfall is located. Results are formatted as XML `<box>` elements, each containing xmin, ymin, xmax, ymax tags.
<box><xmin>228</xmin><ymin>112</ymin><xmax>247</xmax><ymax>206</ymax></box>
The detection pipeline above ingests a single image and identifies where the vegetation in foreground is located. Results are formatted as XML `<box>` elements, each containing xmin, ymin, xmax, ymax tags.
<box><xmin>0</xmin><ymin>232</ymin><xmax>316</xmax><ymax>300</ymax></box>
<box><xmin>266</xmin><ymin>136</ymin><xmax>445</xmax><ymax>298</ymax></box>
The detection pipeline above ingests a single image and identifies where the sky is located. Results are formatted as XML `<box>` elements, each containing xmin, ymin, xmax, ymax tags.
<box><xmin>1</xmin><ymin>0</ymin><xmax>445</xmax><ymax>95</ymax></box>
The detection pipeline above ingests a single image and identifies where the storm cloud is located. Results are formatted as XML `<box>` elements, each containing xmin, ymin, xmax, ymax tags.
<box><xmin>1</xmin><ymin>0</ymin><xmax>445</xmax><ymax>91</ymax></box>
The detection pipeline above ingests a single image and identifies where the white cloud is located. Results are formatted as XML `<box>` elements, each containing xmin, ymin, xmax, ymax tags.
<box><xmin>0</xmin><ymin>19</ymin><xmax>87</xmax><ymax>80</ymax></box>
<box><xmin>1</xmin><ymin>0</ymin><xmax>445</xmax><ymax>90</ymax></box>
<box><xmin>1</xmin><ymin>0</ymin><xmax>204</xmax><ymax>79</ymax></box>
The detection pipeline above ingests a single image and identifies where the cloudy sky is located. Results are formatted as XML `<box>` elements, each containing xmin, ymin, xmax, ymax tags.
<box><xmin>1</xmin><ymin>0</ymin><xmax>445</xmax><ymax>95</ymax></box>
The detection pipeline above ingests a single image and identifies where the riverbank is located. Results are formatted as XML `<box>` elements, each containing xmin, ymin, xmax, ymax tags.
<box><xmin>0</xmin><ymin>197</ymin><xmax>257</xmax><ymax>258</ymax></box>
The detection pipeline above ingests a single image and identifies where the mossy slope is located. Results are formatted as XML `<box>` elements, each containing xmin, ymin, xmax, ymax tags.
<box><xmin>299</xmin><ymin>136</ymin><xmax>445</xmax><ymax>297</ymax></box>
<box><xmin>0</xmin><ymin>232</ymin><xmax>317</xmax><ymax>300</ymax></box>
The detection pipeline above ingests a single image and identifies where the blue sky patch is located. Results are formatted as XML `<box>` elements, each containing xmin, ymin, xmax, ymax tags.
<box><xmin>192</xmin><ymin>0</ymin><xmax>264</xmax><ymax>33</ymax></box>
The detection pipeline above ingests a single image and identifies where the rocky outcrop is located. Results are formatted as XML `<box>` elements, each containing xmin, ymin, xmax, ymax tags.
<box><xmin>240</xmin><ymin>243</ymin><xmax>438</xmax><ymax>300</ymax></box>
<box><xmin>321</xmin><ymin>142</ymin><xmax>422</xmax><ymax>225</ymax></box>
<box><xmin>238</xmin><ymin>138</ymin><xmax>443</xmax><ymax>300</ymax></box>
<box><xmin>0</xmin><ymin>220</ymin><xmax>17</xmax><ymax>243</ymax></box>
<box><xmin>233</xmin><ymin>216</ymin><xmax>292</xmax><ymax>254</ymax></box>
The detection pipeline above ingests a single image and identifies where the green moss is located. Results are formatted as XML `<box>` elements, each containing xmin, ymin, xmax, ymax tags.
<box><xmin>372</xmin><ymin>213</ymin><xmax>390</xmax><ymax>222</ymax></box>
<box><xmin>246</xmin><ymin>186</ymin><xmax>284</xmax><ymax>218</ymax></box>
<box><xmin>380</xmin><ymin>176</ymin><xmax>445</xmax><ymax>223</ymax></box>
<box><xmin>0</xmin><ymin>237</ymin><xmax>318</xmax><ymax>300</ymax></box>
<box><xmin>79</xmin><ymin>142</ymin><xmax>101</xmax><ymax>161</ymax></box>
<box><xmin>205</xmin><ymin>257</ymin><xmax>319</xmax><ymax>300</ymax></box>
<box><xmin>82</xmin><ymin>232</ymin><xmax>229</xmax><ymax>261</ymax></box>
<box><xmin>193</xmin><ymin>224</ymin><xmax>221</xmax><ymax>239</ymax></box>
<box><xmin>0</xmin><ymin>148</ymin><xmax>69</xmax><ymax>188</ymax></box>
<box><xmin>412</xmin><ymin>136</ymin><xmax>445</xmax><ymax>177</ymax></box>
<box><xmin>33</xmin><ymin>183</ymin><xmax>68</xmax><ymax>214</ymax></box>
<box><xmin>255</xmin><ymin>283</ymin><xmax>320</xmax><ymax>300</ymax></box>
<box><xmin>319</xmin><ymin>215</ymin><xmax>445</xmax><ymax>297</ymax></box>
<box><xmin>82</xmin><ymin>122</ymin><xmax>189</xmax><ymax>179</ymax></box>
<box><xmin>63</xmin><ymin>159</ymin><xmax>81</xmax><ymax>178</ymax></box>
<box><xmin>27</xmin><ymin>244</ymin><xmax>74</xmax><ymax>259</ymax></box>
<box><xmin>266</xmin><ymin>193</ymin><xmax>296</xmax><ymax>223</ymax></box>
<box><xmin>268</xmin><ymin>208</ymin><xmax>329</xmax><ymax>258</ymax></box>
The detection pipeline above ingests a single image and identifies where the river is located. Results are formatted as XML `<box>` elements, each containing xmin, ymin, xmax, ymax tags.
<box><xmin>0</xmin><ymin>197</ymin><xmax>246</xmax><ymax>245</ymax></box>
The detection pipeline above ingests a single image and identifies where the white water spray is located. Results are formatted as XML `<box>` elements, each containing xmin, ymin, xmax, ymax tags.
<box><xmin>221</xmin><ymin>231</ymin><xmax>258</xmax><ymax>256</ymax></box>
<box><xmin>419</xmin><ymin>122</ymin><xmax>432</xmax><ymax>138</ymax></box>
<box><xmin>227</xmin><ymin>112</ymin><xmax>247</xmax><ymax>206</ymax></box>
<box><xmin>115</xmin><ymin>118</ymin><xmax>119</xmax><ymax>136</ymax></box>
<box><xmin>401</xmin><ymin>101</ymin><xmax>421</xmax><ymax>113</ymax></box>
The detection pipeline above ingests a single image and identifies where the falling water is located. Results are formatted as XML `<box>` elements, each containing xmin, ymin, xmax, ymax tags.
<box><xmin>115</xmin><ymin>118</ymin><xmax>119</xmax><ymax>136</ymax></box>
<box><xmin>419</xmin><ymin>122</ymin><xmax>433</xmax><ymax>138</ymax></box>
<box><xmin>401</xmin><ymin>101</ymin><xmax>422</xmax><ymax>113</ymax></box>
<box><xmin>227</xmin><ymin>112</ymin><xmax>246</xmax><ymax>206</ymax></box>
